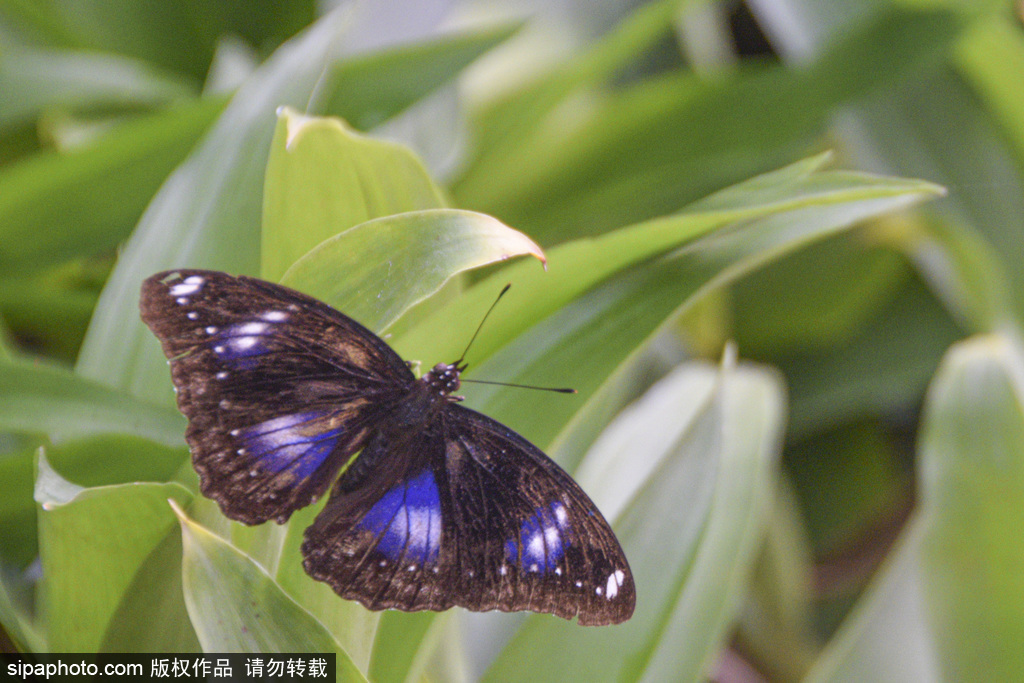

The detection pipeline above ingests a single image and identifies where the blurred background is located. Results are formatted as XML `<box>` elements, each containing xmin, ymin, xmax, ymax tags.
<box><xmin>1</xmin><ymin>0</ymin><xmax>1022</xmax><ymax>681</ymax></box>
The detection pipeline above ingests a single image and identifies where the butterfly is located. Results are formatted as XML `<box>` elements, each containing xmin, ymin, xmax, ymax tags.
<box><xmin>140</xmin><ymin>269</ymin><xmax>635</xmax><ymax>626</ymax></box>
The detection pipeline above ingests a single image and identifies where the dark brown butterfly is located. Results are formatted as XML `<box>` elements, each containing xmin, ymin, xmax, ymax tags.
<box><xmin>140</xmin><ymin>269</ymin><xmax>634</xmax><ymax>625</ymax></box>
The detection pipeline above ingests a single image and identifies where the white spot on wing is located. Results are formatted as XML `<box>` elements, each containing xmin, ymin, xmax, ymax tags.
<box><xmin>237</xmin><ymin>322</ymin><xmax>268</xmax><ymax>335</ymax></box>
<box><xmin>262</xmin><ymin>310</ymin><xmax>288</xmax><ymax>322</ymax></box>
<box><xmin>169</xmin><ymin>276</ymin><xmax>204</xmax><ymax>297</ymax></box>
<box><xmin>553</xmin><ymin>501</ymin><xmax>568</xmax><ymax>527</ymax></box>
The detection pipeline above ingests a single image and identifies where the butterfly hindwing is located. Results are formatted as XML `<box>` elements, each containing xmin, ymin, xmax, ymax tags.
<box><xmin>301</xmin><ymin>403</ymin><xmax>635</xmax><ymax>626</ymax></box>
<box><xmin>301</xmin><ymin>425</ymin><xmax>454</xmax><ymax>611</ymax></box>
<box><xmin>140</xmin><ymin>269</ymin><xmax>415</xmax><ymax>524</ymax></box>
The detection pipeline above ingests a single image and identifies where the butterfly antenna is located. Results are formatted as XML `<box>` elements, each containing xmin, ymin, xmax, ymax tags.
<box><xmin>455</xmin><ymin>283</ymin><xmax>511</xmax><ymax>366</ymax></box>
<box><xmin>461</xmin><ymin>378</ymin><xmax>577</xmax><ymax>394</ymax></box>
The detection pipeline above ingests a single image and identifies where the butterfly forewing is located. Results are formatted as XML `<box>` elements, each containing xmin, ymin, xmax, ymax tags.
<box><xmin>301</xmin><ymin>403</ymin><xmax>635</xmax><ymax>626</ymax></box>
<box><xmin>140</xmin><ymin>269</ymin><xmax>415</xmax><ymax>524</ymax></box>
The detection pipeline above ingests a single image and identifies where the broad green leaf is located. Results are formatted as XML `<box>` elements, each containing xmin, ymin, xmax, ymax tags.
<box><xmin>810</xmin><ymin>7</ymin><xmax>1024</xmax><ymax>326</ymax></box>
<box><xmin>0</xmin><ymin>47</ymin><xmax>194</xmax><ymax>131</ymax></box>
<box><xmin>918</xmin><ymin>333</ymin><xmax>1024</xmax><ymax>680</ymax></box>
<box><xmin>37</xmin><ymin>453</ymin><xmax>193</xmax><ymax>652</ymax></box>
<box><xmin>784</xmin><ymin>278</ymin><xmax>962</xmax><ymax>440</ymax></box>
<box><xmin>273</xmin><ymin>500</ymin><xmax>380</xmax><ymax>674</ymax></box>
<box><xmin>0</xmin><ymin>0</ymin><xmax>316</xmax><ymax>80</ymax></box>
<box><xmin>802</xmin><ymin>522</ymin><xmax>941</xmax><ymax>683</ymax></box>
<box><xmin>399</xmin><ymin>156</ymin><xmax>942</xmax><ymax>373</ymax></box>
<box><xmin>485</xmin><ymin>359</ymin><xmax>784</xmax><ymax>681</ymax></box>
<box><xmin>0</xmin><ymin>433</ymin><xmax>187</xmax><ymax>571</ymax></box>
<box><xmin>0</xmin><ymin>266</ymin><xmax>101</xmax><ymax>362</ymax></box>
<box><xmin>0</xmin><ymin>358</ymin><xmax>185</xmax><ymax>445</ymax></box>
<box><xmin>73</xmin><ymin>10</ymin><xmax>356</xmax><ymax>398</ymax></box>
<box><xmin>0</xmin><ymin>561</ymin><xmax>44</xmax><ymax>653</ymax></box>
<box><xmin>320</xmin><ymin>23</ymin><xmax>520</xmax><ymax>130</ymax></box>
<box><xmin>282</xmin><ymin>209</ymin><xmax>545</xmax><ymax>332</ymax></box>
<box><xmin>804</xmin><ymin>333</ymin><xmax>1024</xmax><ymax>682</ymax></box>
<box><xmin>174</xmin><ymin>502</ymin><xmax>366</xmax><ymax>679</ymax></box>
<box><xmin>369</xmin><ymin>611</ymin><xmax>441</xmax><ymax>683</ymax></box>
<box><xmin>0</xmin><ymin>97</ymin><xmax>225</xmax><ymax>274</ymax></box>
<box><xmin>399</xmin><ymin>164</ymin><xmax>944</xmax><ymax>457</ymax></box>
<box><xmin>455</xmin><ymin>7</ymin><xmax>960</xmax><ymax>243</ymax></box>
<box><xmin>262</xmin><ymin>108</ymin><xmax>446</xmax><ymax>283</ymax></box>
<box><xmin>956</xmin><ymin>15</ymin><xmax>1024</xmax><ymax>164</ymax></box>
<box><xmin>732</xmin><ymin>233</ymin><xmax>909</xmax><ymax>355</ymax></box>
<box><xmin>75</xmin><ymin>6</ymin><xmax>453</xmax><ymax>402</ymax></box>
<box><xmin>460</xmin><ymin>0</ymin><xmax>685</xmax><ymax>186</ymax></box>
<box><xmin>0</xmin><ymin>439</ymin><xmax>38</xmax><ymax>569</ymax></box>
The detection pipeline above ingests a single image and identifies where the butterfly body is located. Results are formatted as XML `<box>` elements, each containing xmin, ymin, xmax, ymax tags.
<box><xmin>141</xmin><ymin>269</ymin><xmax>634</xmax><ymax>625</ymax></box>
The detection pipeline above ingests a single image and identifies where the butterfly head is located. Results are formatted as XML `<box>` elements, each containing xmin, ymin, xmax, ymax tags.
<box><xmin>423</xmin><ymin>362</ymin><xmax>465</xmax><ymax>398</ymax></box>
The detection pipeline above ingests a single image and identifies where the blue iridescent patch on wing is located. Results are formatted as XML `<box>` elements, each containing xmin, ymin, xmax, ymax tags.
<box><xmin>237</xmin><ymin>411</ymin><xmax>341</xmax><ymax>479</ymax></box>
<box><xmin>210</xmin><ymin>321</ymin><xmax>276</xmax><ymax>369</ymax></box>
<box><xmin>504</xmin><ymin>501</ymin><xmax>571</xmax><ymax>573</ymax></box>
<box><xmin>357</xmin><ymin>469</ymin><xmax>442</xmax><ymax>565</ymax></box>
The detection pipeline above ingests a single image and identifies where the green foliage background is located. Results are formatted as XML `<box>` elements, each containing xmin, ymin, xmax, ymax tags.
<box><xmin>1</xmin><ymin>0</ymin><xmax>1022</xmax><ymax>680</ymax></box>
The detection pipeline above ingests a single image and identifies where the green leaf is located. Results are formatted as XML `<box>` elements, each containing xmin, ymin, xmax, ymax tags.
<box><xmin>0</xmin><ymin>266</ymin><xmax>101</xmax><ymax>362</ymax></box>
<box><xmin>37</xmin><ymin>453</ymin><xmax>193</xmax><ymax>652</ymax></box>
<box><xmin>320</xmin><ymin>23</ymin><xmax>520</xmax><ymax>130</ymax></box>
<box><xmin>784</xmin><ymin>278</ymin><xmax>962</xmax><ymax>440</ymax></box>
<box><xmin>0</xmin><ymin>433</ymin><xmax>187</xmax><ymax>574</ymax></box>
<box><xmin>0</xmin><ymin>357</ymin><xmax>185</xmax><ymax>445</ymax></box>
<box><xmin>0</xmin><ymin>439</ymin><xmax>39</xmax><ymax>569</ymax></box>
<box><xmin>732</xmin><ymin>233</ymin><xmax>910</xmax><ymax>355</ymax></box>
<box><xmin>174</xmin><ymin>502</ymin><xmax>366</xmax><ymax>679</ymax></box>
<box><xmin>918</xmin><ymin>333</ymin><xmax>1024</xmax><ymax>680</ymax></box>
<box><xmin>956</xmin><ymin>14</ymin><xmax>1024</xmax><ymax>166</ymax></box>
<box><xmin>0</xmin><ymin>47</ymin><xmax>195</xmax><ymax>131</ymax></box>
<box><xmin>802</xmin><ymin>523</ymin><xmax>940</xmax><ymax>683</ymax></box>
<box><xmin>803</xmin><ymin>333</ymin><xmax>1024</xmax><ymax>682</ymax></box>
<box><xmin>368</xmin><ymin>611</ymin><xmax>442</xmax><ymax>683</ymax></box>
<box><xmin>73</xmin><ymin>7</ymin><xmax>453</xmax><ymax>402</ymax></box>
<box><xmin>400</xmin><ymin>162</ymin><xmax>944</xmax><ymax>456</ymax></box>
<box><xmin>261</xmin><ymin>108</ymin><xmax>446</xmax><ymax>283</ymax></box>
<box><xmin>72</xmin><ymin>9</ymin><xmax>369</xmax><ymax>400</ymax></box>
<box><xmin>282</xmin><ymin>209</ymin><xmax>545</xmax><ymax>332</ymax></box>
<box><xmin>0</xmin><ymin>97</ymin><xmax>225</xmax><ymax>274</ymax></box>
<box><xmin>0</xmin><ymin>0</ymin><xmax>316</xmax><ymax>80</ymax></box>
<box><xmin>272</xmin><ymin>500</ymin><xmax>380</xmax><ymax>674</ymax></box>
<box><xmin>485</xmin><ymin>358</ymin><xmax>784</xmax><ymax>681</ymax></box>
<box><xmin>455</xmin><ymin>8</ymin><xmax>960</xmax><ymax>243</ymax></box>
